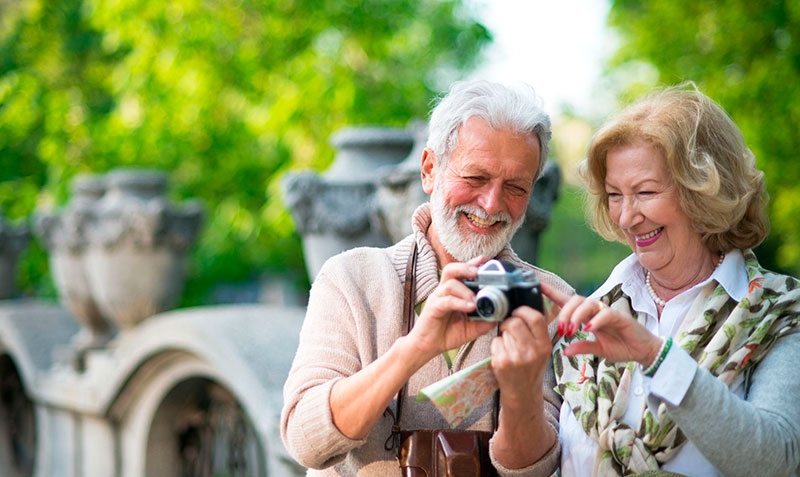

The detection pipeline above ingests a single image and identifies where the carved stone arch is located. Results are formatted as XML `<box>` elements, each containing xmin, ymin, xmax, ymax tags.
<box><xmin>108</xmin><ymin>350</ymin><xmax>267</xmax><ymax>477</ymax></box>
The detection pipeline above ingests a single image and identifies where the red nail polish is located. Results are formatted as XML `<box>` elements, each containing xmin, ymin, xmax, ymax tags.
<box><xmin>557</xmin><ymin>322</ymin><xmax>565</xmax><ymax>337</ymax></box>
<box><xmin>567</xmin><ymin>323</ymin><xmax>575</xmax><ymax>337</ymax></box>
<box><xmin>583</xmin><ymin>322</ymin><xmax>592</xmax><ymax>332</ymax></box>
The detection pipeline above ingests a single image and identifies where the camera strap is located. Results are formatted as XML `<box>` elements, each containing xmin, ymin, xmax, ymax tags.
<box><xmin>384</xmin><ymin>240</ymin><xmax>498</xmax><ymax>453</ymax></box>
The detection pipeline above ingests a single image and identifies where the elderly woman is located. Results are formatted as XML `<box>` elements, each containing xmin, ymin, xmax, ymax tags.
<box><xmin>543</xmin><ymin>85</ymin><xmax>800</xmax><ymax>476</ymax></box>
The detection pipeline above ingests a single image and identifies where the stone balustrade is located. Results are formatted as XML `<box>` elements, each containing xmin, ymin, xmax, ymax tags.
<box><xmin>0</xmin><ymin>300</ymin><xmax>305</xmax><ymax>477</ymax></box>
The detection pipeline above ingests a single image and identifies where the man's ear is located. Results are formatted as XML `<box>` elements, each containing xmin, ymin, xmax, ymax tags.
<box><xmin>421</xmin><ymin>148</ymin><xmax>437</xmax><ymax>194</ymax></box>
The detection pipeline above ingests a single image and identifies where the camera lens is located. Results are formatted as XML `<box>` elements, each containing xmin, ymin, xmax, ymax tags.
<box><xmin>475</xmin><ymin>286</ymin><xmax>509</xmax><ymax>321</ymax></box>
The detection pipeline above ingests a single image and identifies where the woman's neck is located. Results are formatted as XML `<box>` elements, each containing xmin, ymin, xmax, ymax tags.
<box><xmin>647</xmin><ymin>252</ymin><xmax>724</xmax><ymax>304</ymax></box>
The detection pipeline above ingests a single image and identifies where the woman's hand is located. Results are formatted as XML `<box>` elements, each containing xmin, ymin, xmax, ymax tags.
<box><xmin>407</xmin><ymin>256</ymin><xmax>496</xmax><ymax>359</ymax></box>
<box><xmin>541</xmin><ymin>282</ymin><xmax>662</xmax><ymax>367</ymax></box>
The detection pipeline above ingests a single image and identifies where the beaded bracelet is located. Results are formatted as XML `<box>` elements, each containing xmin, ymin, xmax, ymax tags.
<box><xmin>642</xmin><ymin>337</ymin><xmax>673</xmax><ymax>377</ymax></box>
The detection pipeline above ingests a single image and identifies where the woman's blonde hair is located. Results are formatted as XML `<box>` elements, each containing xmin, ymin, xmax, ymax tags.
<box><xmin>579</xmin><ymin>84</ymin><xmax>769</xmax><ymax>253</ymax></box>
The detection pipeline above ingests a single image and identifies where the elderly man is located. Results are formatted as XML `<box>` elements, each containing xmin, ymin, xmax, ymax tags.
<box><xmin>281</xmin><ymin>80</ymin><xmax>573</xmax><ymax>476</ymax></box>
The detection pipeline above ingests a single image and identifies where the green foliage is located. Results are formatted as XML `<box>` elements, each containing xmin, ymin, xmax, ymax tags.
<box><xmin>605</xmin><ymin>0</ymin><xmax>800</xmax><ymax>274</ymax></box>
<box><xmin>538</xmin><ymin>183</ymin><xmax>630</xmax><ymax>296</ymax></box>
<box><xmin>0</xmin><ymin>0</ymin><xmax>490</xmax><ymax>303</ymax></box>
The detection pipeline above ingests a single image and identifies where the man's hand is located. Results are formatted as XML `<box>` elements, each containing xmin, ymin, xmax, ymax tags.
<box><xmin>408</xmin><ymin>256</ymin><xmax>497</xmax><ymax>360</ymax></box>
<box><xmin>491</xmin><ymin>305</ymin><xmax>551</xmax><ymax>401</ymax></box>
<box><xmin>490</xmin><ymin>304</ymin><xmax>556</xmax><ymax>469</ymax></box>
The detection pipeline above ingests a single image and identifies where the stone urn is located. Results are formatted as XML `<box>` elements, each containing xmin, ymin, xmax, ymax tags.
<box><xmin>0</xmin><ymin>213</ymin><xmax>29</xmax><ymax>300</ymax></box>
<box><xmin>373</xmin><ymin>119</ymin><xmax>430</xmax><ymax>243</ymax></box>
<box><xmin>83</xmin><ymin>169</ymin><xmax>204</xmax><ymax>330</ymax></box>
<box><xmin>282</xmin><ymin>126</ymin><xmax>414</xmax><ymax>280</ymax></box>
<box><xmin>34</xmin><ymin>173</ymin><xmax>114</xmax><ymax>351</ymax></box>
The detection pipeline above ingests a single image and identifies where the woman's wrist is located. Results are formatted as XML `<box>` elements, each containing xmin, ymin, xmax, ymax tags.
<box><xmin>638</xmin><ymin>336</ymin><xmax>664</xmax><ymax>368</ymax></box>
<box><xmin>641</xmin><ymin>337</ymin><xmax>672</xmax><ymax>377</ymax></box>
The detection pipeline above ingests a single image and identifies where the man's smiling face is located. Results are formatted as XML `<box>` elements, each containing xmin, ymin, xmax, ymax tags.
<box><xmin>422</xmin><ymin>117</ymin><xmax>540</xmax><ymax>265</ymax></box>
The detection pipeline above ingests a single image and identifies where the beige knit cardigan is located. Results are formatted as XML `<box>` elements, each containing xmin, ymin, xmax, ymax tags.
<box><xmin>281</xmin><ymin>204</ymin><xmax>574</xmax><ymax>476</ymax></box>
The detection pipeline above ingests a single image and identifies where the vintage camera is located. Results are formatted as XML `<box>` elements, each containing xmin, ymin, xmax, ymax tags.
<box><xmin>463</xmin><ymin>260</ymin><xmax>543</xmax><ymax>321</ymax></box>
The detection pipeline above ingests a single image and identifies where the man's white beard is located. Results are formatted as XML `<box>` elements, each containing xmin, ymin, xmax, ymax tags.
<box><xmin>429</xmin><ymin>182</ymin><xmax>524</xmax><ymax>262</ymax></box>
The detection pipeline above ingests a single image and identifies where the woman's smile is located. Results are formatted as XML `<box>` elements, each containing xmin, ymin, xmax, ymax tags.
<box><xmin>634</xmin><ymin>227</ymin><xmax>664</xmax><ymax>247</ymax></box>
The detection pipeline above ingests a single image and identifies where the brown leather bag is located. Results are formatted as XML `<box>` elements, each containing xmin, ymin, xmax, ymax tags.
<box><xmin>398</xmin><ymin>429</ymin><xmax>495</xmax><ymax>477</ymax></box>
<box><xmin>386</xmin><ymin>242</ymin><xmax>499</xmax><ymax>477</ymax></box>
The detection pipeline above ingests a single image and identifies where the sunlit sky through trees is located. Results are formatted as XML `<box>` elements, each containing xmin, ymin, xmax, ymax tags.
<box><xmin>468</xmin><ymin>0</ymin><xmax>615</xmax><ymax>120</ymax></box>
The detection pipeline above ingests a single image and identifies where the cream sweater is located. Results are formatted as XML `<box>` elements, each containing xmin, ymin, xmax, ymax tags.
<box><xmin>281</xmin><ymin>203</ymin><xmax>573</xmax><ymax>476</ymax></box>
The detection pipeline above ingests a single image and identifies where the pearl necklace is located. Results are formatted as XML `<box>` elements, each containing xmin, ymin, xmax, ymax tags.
<box><xmin>646</xmin><ymin>253</ymin><xmax>725</xmax><ymax>308</ymax></box>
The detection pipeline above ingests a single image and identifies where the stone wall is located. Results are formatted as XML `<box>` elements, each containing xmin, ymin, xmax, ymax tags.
<box><xmin>0</xmin><ymin>168</ymin><xmax>307</xmax><ymax>476</ymax></box>
<box><xmin>0</xmin><ymin>300</ymin><xmax>306</xmax><ymax>477</ymax></box>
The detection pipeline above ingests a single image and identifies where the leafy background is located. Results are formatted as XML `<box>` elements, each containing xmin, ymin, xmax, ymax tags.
<box><xmin>0</xmin><ymin>0</ymin><xmax>490</xmax><ymax>304</ymax></box>
<box><xmin>600</xmin><ymin>0</ymin><xmax>799</xmax><ymax>274</ymax></box>
<box><xmin>1</xmin><ymin>0</ymin><xmax>797</xmax><ymax>304</ymax></box>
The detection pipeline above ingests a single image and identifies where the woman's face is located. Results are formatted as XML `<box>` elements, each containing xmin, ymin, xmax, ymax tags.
<box><xmin>605</xmin><ymin>141</ymin><xmax>706</xmax><ymax>274</ymax></box>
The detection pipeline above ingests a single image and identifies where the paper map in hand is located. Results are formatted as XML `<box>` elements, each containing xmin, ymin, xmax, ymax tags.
<box><xmin>416</xmin><ymin>356</ymin><xmax>497</xmax><ymax>427</ymax></box>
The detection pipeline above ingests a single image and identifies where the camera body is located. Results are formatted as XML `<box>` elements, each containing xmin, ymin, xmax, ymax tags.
<box><xmin>463</xmin><ymin>259</ymin><xmax>543</xmax><ymax>322</ymax></box>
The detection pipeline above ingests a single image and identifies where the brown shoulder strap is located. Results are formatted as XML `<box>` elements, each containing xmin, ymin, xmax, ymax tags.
<box><xmin>384</xmin><ymin>241</ymin><xmax>417</xmax><ymax>451</ymax></box>
<box><xmin>403</xmin><ymin>241</ymin><xmax>418</xmax><ymax>336</ymax></box>
<box><xmin>385</xmin><ymin>241</ymin><xmax>498</xmax><ymax>453</ymax></box>
<box><xmin>395</xmin><ymin>241</ymin><xmax>418</xmax><ymax>425</ymax></box>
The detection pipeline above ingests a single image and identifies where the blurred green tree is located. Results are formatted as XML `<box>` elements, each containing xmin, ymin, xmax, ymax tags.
<box><xmin>0</xmin><ymin>0</ymin><xmax>490</xmax><ymax>303</ymax></box>
<box><xmin>604</xmin><ymin>0</ymin><xmax>800</xmax><ymax>274</ymax></box>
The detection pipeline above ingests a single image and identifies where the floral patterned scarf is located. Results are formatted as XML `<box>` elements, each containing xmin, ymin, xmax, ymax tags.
<box><xmin>554</xmin><ymin>250</ymin><xmax>800</xmax><ymax>475</ymax></box>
